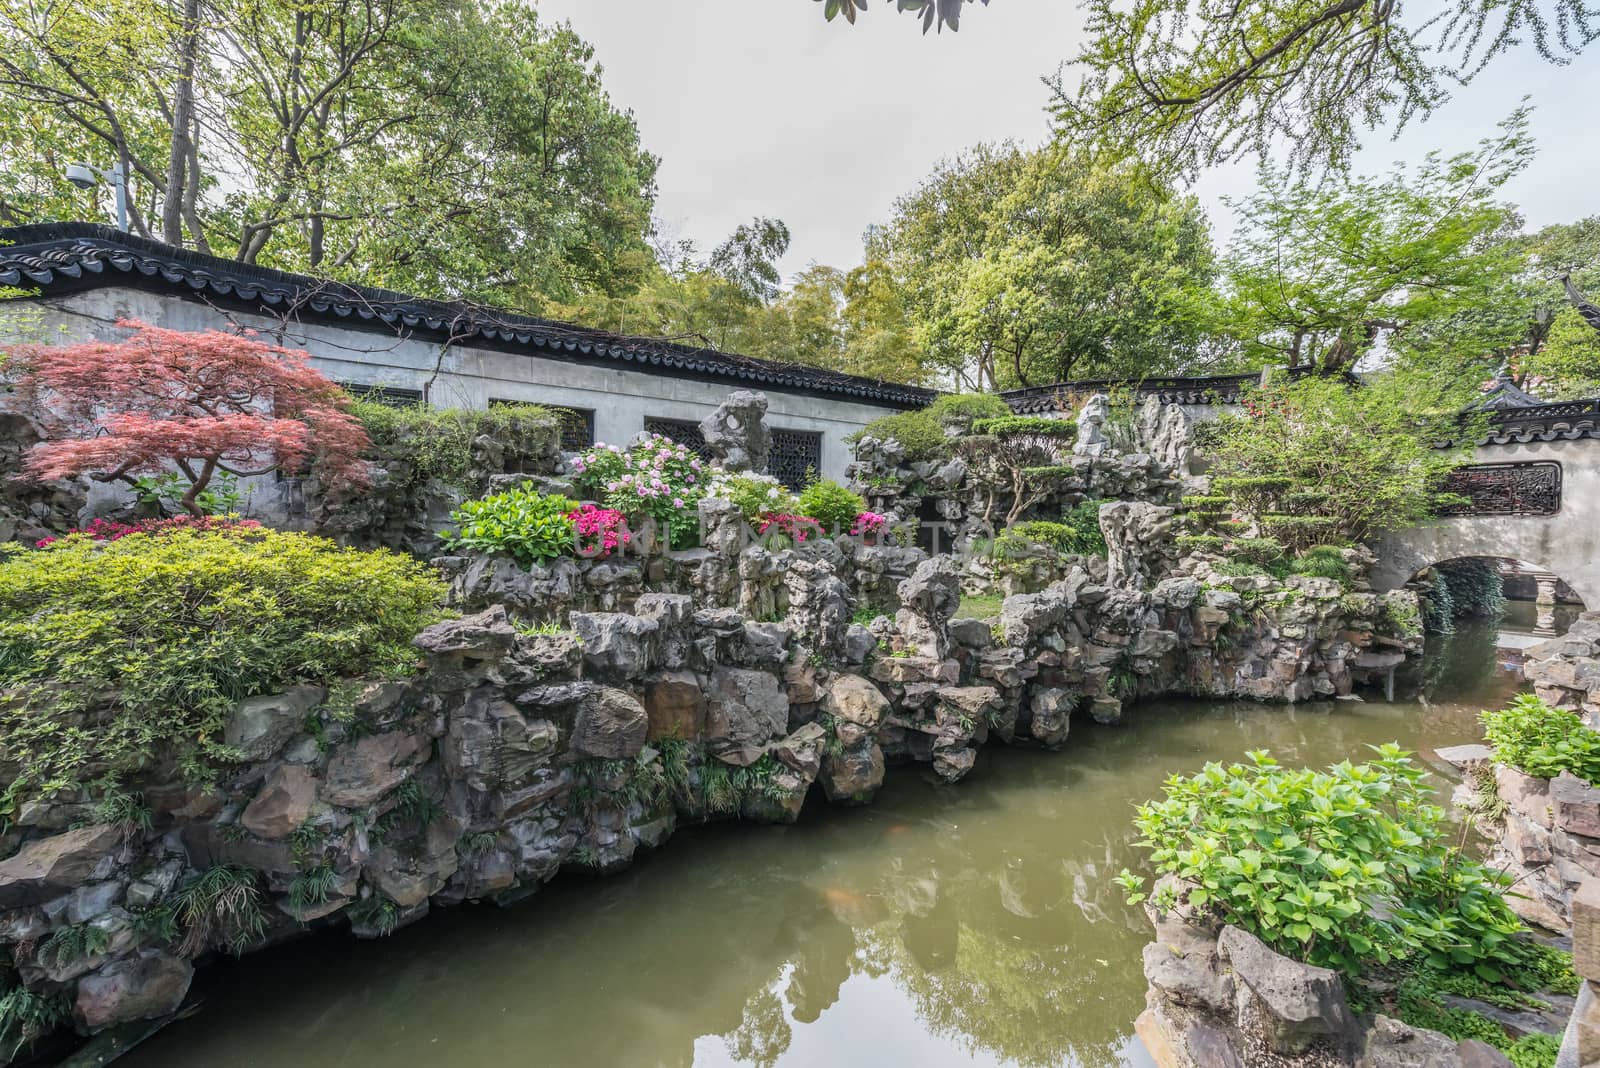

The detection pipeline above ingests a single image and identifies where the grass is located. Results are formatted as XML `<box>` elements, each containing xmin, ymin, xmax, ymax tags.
<box><xmin>955</xmin><ymin>593</ymin><xmax>1006</xmax><ymax>620</ymax></box>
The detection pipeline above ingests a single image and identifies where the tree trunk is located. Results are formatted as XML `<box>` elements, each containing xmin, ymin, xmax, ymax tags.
<box><xmin>162</xmin><ymin>0</ymin><xmax>203</xmax><ymax>245</ymax></box>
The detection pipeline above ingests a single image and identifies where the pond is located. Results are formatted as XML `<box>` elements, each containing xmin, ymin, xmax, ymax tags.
<box><xmin>121</xmin><ymin>622</ymin><xmax>1527</xmax><ymax>1068</ymax></box>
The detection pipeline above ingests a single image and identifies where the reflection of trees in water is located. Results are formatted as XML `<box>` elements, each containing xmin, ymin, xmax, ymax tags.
<box><xmin>1416</xmin><ymin>621</ymin><xmax>1516</xmax><ymax>705</ymax></box>
<box><xmin>723</xmin><ymin>980</ymin><xmax>793</xmax><ymax>1068</ymax></box>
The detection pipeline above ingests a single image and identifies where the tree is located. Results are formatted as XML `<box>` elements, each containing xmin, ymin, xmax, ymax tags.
<box><xmin>1212</xmin><ymin>111</ymin><xmax>1532</xmax><ymax>379</ymax></box>
<box><xmin>1052</xmin><ymin>0</ymin><xmax>1597</xmax><ymax>176</ymax></box>
<box><xmin>13</xmin><ymin>320</ymin><xmax>369</xmax><ymax>515</ymax></box>
<box><xmin>709</xmin><ymin>218</ymin><xmax>792</xmax><ymax>304</ymax></box>
<box><xmin>878</xmin><ymin>143</ymin><xmax>1215</xmax><ymax>390</ymax></box>
<box><xmin>0</xmin><ymin>0</ymin><xmax>659</xmax><ymax>307</ymax></box>
<box><xmin>814</xmin><ymin>0</ymin><xmax>986</xmax><ymax>33</ymax></box>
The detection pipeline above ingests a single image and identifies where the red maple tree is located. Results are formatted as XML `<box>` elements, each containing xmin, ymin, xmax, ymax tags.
<box><xmin>13</xmin><ymin>319</ymin><xmax>370</xmax><ymax>516</ymax></box>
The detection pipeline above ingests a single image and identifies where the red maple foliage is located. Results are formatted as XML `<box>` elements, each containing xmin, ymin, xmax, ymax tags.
<box><xmin>13</xmin><ymin>319</ymin><xmax>370</xmax><ymax>515</ymax></box>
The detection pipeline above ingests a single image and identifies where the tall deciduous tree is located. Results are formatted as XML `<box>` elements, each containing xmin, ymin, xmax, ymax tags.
<box><xmin>1213</xmin><ymin>111</ymin><xmax>1533</xmax><ymax>379</ymax></box>
<box><xmin>877</xmin><ymin>143</ymin><xmax>1215</xmax><ymax>390</ymax></box>
<box><xmin>1051</xmin><ymin>0</ymin><xmax>1596</xmax><ymax>176</ymax></box>
<box><xmin>0</xmin><ymin>0</ymin><xmax>658</xmax><ymax>307</ymax></box>
<box><xmin>14</xmin><ymin>319</ymin><xmax>369</xmax><ymax>515</ymax></box>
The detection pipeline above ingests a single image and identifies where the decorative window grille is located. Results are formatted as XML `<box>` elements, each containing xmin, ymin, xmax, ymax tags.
<box><xmin>769</xmin><ymin>429</ymin><xmax>823</xmax><ymax>491</ymax></box>
<box><xmin>1438</xmin><ymin>461</ymin><xmax>1562</xmax><ymax>517</ymax></box>
<box><xmin>340</xmin><ymin>382</ymin><xmax>422</xmax><ymax>407</ymax></box>
<box><xmin>492</xmin><ymin>398</ymin><xmax>594</xmax><ymax>450</ymax></box>
<box><xmin>643</xmin><ymin>416</ymin><xmax>710</xmax><ymax>458</ymax></box>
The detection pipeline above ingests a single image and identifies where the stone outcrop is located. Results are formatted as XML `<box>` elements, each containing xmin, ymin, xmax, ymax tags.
<box><xmin>1523</xmin><ymin>611</ymin><xmax>1600</xmax><ymax>724</ymax></box>
<box><xmin>699</xmin><ymin>390</ymin><xmax>771</xmax><ymax>474</ymax></box>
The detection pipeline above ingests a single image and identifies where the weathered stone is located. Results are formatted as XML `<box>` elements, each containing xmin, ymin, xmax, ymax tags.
<box><xmin>1434</xmin><ymin>743</ymin><xmax>1493</xmax><ymax>770</ymax></box>
<box><xmin>1029</xmin><ymin>688</ymin><xmax>1074</xmax><ymax>748</ymax></box>
<box><xmin>868</xmin><ymin>656</ymin><xmax>959</xmax><ymax>685</ymax></box>
<box><xmin>0</xmin><ymin>824</ymin><xmax>121</xmax><ymax>908</ymax></box>
<box><xmin>571</xmin><ymin>612</ymin><xmax>658</xmax><ymax>679</ymax></box>
<box><xmin>774</xmin><ymin>722</ymin><xmax>827</xmax><ymax>780</ymax></box>
<box><xmin>321</xmin><ymin>731</ymin><xmax>426</xmax><ymax>808</ymax></box>
<box><xmin>1355</xmin><ymin>1014</ymin><xmax>1474</xmax><ymax>1068</ymax></box>
<box><xmin>821</xmin><ymin>674</ymin><xmax>890</xmax><ymax>729</ymax></box>
<box><xmin>412</xmin><ymin>604</ymin><xmax>518</xmax><ymax>658</ymax></box>
<box><xmin>241</xmin><ymin>764</ymin><xmax>319</xmax><ymax>839</ymax></box>
<box><xmin>1554</xmin><ymin>771</ymin><xmax>1600</xmax><ymax>837</ymax></box>
<box><xmin>1219</xmin><ymin>926</ymin><xmax>1354</xmax><ymax>1055</ymax></box>
<box><xmin>570</xmin><ymin>687</ymin><xmax>649</xmax><ymax>760</ymax></box>
<box><xmin>448</xmin><ymin>689</ymin><xmax>560</xmax><ymax>793</ymax></box>
<box><xmin>369</xmin><ymin>816</ymin><xmax>461</xmax><ymax>908</ymax></box>
<box><xmin>843</xmin><ymin>624</ymin><xmax>876</xmax><ymax>664</ymax></box>
<box><xmin>74</xmin><ymin>950</ymin><xmax>193</xmax><ymax>1029</ymax></box>
<box><xmin>642</xmin><ymin>670</ymin><xmax>706</xmax><ymax>741</ymax></box>
<box><xmin>1496</xmin><ymin>764</ymin><xmax>1552</xmax><ymax>828</ymax></box>
<box><xmin>698</xmin><ymin>390</ymin><xmax>771</xmax><ymax>473</ymax></box>
<box><xmin>896</xmin><ymin>555</ymin><xmax>961</xmax><ymax>657</ymax></box>
<box><xmin>820</xmin><ymin>743</ymin><xmax>884</xmax><ymax>805</ymax></box>
<box><xmin>931</xmin><ymin>745</ymin><xmax>976</xmax><ymax>782</ymax></box>
<box><xmin>1574</xmin><ymin>879</ymin><xmax>1600</xmax><ymax>982</ymax></box>
<box><xmin>705</xmin><ymin>667</ymin><xmax>790</xmax><ymax>766</ymax></box>
<box><xmin>224</xmin><ymin>684</ymin><xmax>327</xmax><ymax>761</ymax></box>
<box><xmin>1143</xmin><ymin>922</ymin><xmax>1233</xmax><ymax>1015</ymax></box>
<box><xmin>1089</xmin><ymin>696</ymin><xmax>1123</xmax><ymax>725</ymax></box>
<box><xmin>948</xmin><ymin>617</ymin><xmax>994</xmax><ymax>649</ymax></box>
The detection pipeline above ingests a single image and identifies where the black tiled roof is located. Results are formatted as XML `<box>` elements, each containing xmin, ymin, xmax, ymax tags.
<box><xmin>0</xmin><ymin>223</ymin><xmax>937</xmax><ymax>410</ymax></box>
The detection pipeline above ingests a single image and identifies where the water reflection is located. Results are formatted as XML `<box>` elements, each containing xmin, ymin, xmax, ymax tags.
<box><xmin>122</xmin><ymin>625</ymin><xmax>1523</xmax><ymax>1068</ymax></box>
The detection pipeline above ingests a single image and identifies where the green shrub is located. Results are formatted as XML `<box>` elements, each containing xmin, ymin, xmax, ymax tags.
<box><xmin>1288</xmin><ymin>545</ymin><xmax>1353</xmax><ymax>584</ymax></box>
<box><xmin>704</xmin><ymin>471</ymin><xmax>799</xmax><ymax>521</ymax></box>
<box><xmin>1230</xmin><ymin>537</ymin><xmax>1286</xmax><ymax>566</ymax></box>
<box><xmin>1117</xmin><ymin>747</ymin><xmax>1535</xmax><ymax>979</ymax></box>
<box><xmin>441</xmin><ymin>485</ymin><xmax>578</xmax><ymax>566</ymax></box>
<box><xmin>927</xmin><ymin>393</ymin><xmax>1012</xmax><ymax>426</ymax></box>
<box><xmin>1175</xmin><ymin>534</ymin><xmax>1225</xmax><ymax>553</ymax></box>
<box><xmin>798</xmin><ymin>479</ymin><xmax>867</xmax><ymax>532</ymax></box>
<box><xmin>851</xmin><ymin>409</ymin><xmax>949</xmax><ymax>462</ymax></box>
<box><xmin>1483</xmin><ymin>694</ymin><xmax>1600</xmax><ymax>783</ymax></box>
<box><xmin>970</xmin><ymin>415</ymin><xmax>1078</xmax><ymax>439</ymax></box>
<box><xmin>0</xmin><ymin>528</ymin><xmax>447</xmax><ymax>807</ymax></box>
<box><xmin>351</xmin><ymin>400</ymin><xmax>558</xmax><ymax>489</ymax></box>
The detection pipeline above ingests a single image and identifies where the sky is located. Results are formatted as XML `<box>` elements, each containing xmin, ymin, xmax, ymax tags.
<box><xmin>537</xmin><ymin>0</ymin><xmax>1600</xmax><ymax>282</ymax></box>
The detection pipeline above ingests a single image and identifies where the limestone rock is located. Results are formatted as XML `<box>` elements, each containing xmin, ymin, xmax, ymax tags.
<box><xmin>241</xmin><ymin>765</ymin><xmax>319</xmax><ymax>839</ymax></box>
<box><xmin>1218</xmin><ymin>925</ymin><xmax>1355</xmax><ymax>1055</ymax></box>
<box><xmin>1029</xmin><ymin>688</ymin><xmax>1074</xmax><ymax>748</ymax></box>
<box><xmin>447</xmin><ymin>689</ymin><xmax>560</xmax><ymax>792</ymax></box>
<box><xmin>412</xmin><ymin>604</ymin><xmax>519</xmax><ymax>658</ymax></box>
<box><xmin>820</xmin><ymin>744</ymin><xmax>884</xmax><ymax>805</ymax></box>
<box><xmin>642</xmin><ymin>670</ymin><xmax>706</xmax><ymax>741</ymax></box>
<box><xmin>705</xmin><ymin>667</ymin><xmax>790</xmax><ymax>766</ymax></box>
<box><xmin>895</xmin><ymin>556</ymin><xmax>962</xmax><ymax>658</ymax></box>
<box><xmin>570</xmin><ymin>687</ymin><xmax>649</xmax><ymax>760</ymax></box>
<box><xmin>0</xmin><ymin>824</ymin><xmax>121</xmax><ymax>908</ymax></box>
<box><xmin>571</xmin><ymin>612</ymin><xmax>659</xmax><ymax>680</ymax></box>
<box><xmin>821</xmin><ymin>674</ymin><xmax>890</xmax><ymax>730</ymax></box>
<box><xmin>225</xmin><ymin>684</ymin><xmax>327</xmax><ymax>761</ymax></box>
<box><xmin>321</xmin><ymin>731</ymin><xmax>426</xmax><ymax>808</ymax></box>
<box><xmin>74</xmin><ymin>950</ymin><xmax>194</xmax><ymax>1029</ymax></box>
<box><xmin>699</xmin><ymin>390</ymin><xmax>771</xmax><ymax>473</ymax></box>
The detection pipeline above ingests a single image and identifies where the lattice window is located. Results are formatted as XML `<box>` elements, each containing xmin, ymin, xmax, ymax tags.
<box><xmin>769</xmin><ymin>429</ymin><xmax>822</xmax><ymax>492</ymax></box>
<box><xmin>644</xmin><ymin>416</ymin><xmax>710</xmax><ymax>458</ymax></box>
<box><xmin>492</xmin><ymin>399</ymin><xmax>594</xmax><ymax>450</ymax></box>
<box><xmin>340</xmin><ymin>382</ymin><xmax>422</xmax><ymax>408</ymax></box>
<box><xmin>1438</xmin><ymin>461</ymin><xmax>1562</xmax><ymax>517</ymax></box>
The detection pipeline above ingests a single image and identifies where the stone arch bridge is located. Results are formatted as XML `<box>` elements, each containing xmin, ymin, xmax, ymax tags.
<box><xmin>1368</xmin><ymin>400</ymin><xmax>1600</xmax><ymax>607</ymax></box>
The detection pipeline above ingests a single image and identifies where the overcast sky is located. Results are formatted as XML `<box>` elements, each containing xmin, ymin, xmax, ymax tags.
<box><xmin>538</xmin><ymin>0</ymin><xmax>1600</xmax><ymax>282</ymax></box>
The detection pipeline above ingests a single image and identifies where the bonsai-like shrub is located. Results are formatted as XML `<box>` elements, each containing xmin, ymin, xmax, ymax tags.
<box><xmin>851</xmin><ymin>409</ymin><xmax>948</xmax><ymax>463</ymax></box>
<box><xmin>0</xmin><ymin>528</ymin><xmax>447</xmax><ymax>807</ymax></box>
<box><xmin>442</xmin><ymin>485</ymin><xmax>579</xmax><ymax>566</ymax></box>
<box><xmin>1483</xmin><ymin>694</ymin><xmax>1600</xmax><ymax>783</ymax></box>
<box><xmin>1118</xmin><ymin>747</ymin><xmax>1535</xmax><ymax>978</ymax></box>
<box><xmin>927</xmin><ymin>392</ymin><xmax>1011</xmax><ymax>427</ymax></box>
<box><xmin>797</xmin><ymin>479</ymin><xmax>868</xmax><ymax>532</ymax></box>
<box><xmin>959</xmin><ymin>417</ymin><xmax>1078</xmax><ymax>525</ymax></box>
<box><xmin>1287</xmin><ymin>544</ymin><xmax>1353</xmax><ymax>583</ymax></box>
<box><xmin>13</xmin><ymin>319</ymin><xmax>370</xmax><ymax>516</ymax></box>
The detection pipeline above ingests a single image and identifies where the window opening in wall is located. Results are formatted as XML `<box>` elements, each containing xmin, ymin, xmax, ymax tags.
<box><xmin>643</xmin><ymin>416</ymin><xmax>710</xmax><ymax>458</ymax></box>
<box><xmin>340</xmin><ymin>383</ymin><xmax>423</xmax><ymax>408</ymax></box>
<box><xmin>769</xmin><ymin>429</ymin><xmax>823</xmax><ymax>491</ymax></box>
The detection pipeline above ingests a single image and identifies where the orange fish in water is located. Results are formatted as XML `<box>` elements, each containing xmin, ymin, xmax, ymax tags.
<box><xmin>885</xmin><ymin>823</ymin><xmax>910</xmax><ymax>834</ymax></box>
<box><xmin>822</xmin><ymin>887</ymin><xmax>864</xmax><ymax>909</ymax></box>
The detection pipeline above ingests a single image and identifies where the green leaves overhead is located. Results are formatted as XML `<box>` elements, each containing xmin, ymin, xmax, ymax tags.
<box><xmin>817</xmin><ymin>0</ymin><xmax>989</xmax><ymax>33</ymax></box>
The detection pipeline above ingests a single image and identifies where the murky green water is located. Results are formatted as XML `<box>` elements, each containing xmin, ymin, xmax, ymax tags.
<box><xmin>122</xmin><ymin>624</ymin><xmax>1526</xmax><ymax>1068</ymax></box>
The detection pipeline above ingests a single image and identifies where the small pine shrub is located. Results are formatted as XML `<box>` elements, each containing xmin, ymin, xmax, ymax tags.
<box><xmin>926</xmin><ymin>393</ymin><xmax>1011</xmax><ymax>427</ymax></box>
<box><xmin>850</xmin><ymin>409</ymin><xmax>949</xmax><ymax>463</ymax></box>
<box><xmin>1288</xmin><ymin>545</ymin><xmax>1352</xmax><ymax>584</ymax></box>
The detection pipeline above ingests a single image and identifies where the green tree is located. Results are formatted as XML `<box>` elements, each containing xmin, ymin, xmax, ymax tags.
<box><xmin>1051</xmin><ymin>0</ymin><xmax>1597</xmax><ymax>176</ymax></box>
<box><xmin>0</xmin><ymin>0</ymin><xmax>659</xmax><ymax>307</ymax></box>
<box><xmin>815</xmin><ymin>0</ymin><xmax>985</xmax><ymax>33</ymax></box>
<box><xmin>878</xmin><ymin>143</ymin><xmax>1214</xmax><ymax>390</ymax></box>
<box><xmin>1212</xmin><ymin>112</ymin><xmax>1532</xmax><ymax>379</ymax></box>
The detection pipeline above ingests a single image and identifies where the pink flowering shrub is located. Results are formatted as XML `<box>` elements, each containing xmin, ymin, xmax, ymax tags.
<box><xmin>850</xmin><ymin>511</ymin><xmax>889</xmax><ymax>538</ymax></box>
<box><xmin>572</xmin><ymin>435</ymin><xmax>705</xmax><ymax>547</ymax></box>
<box><xmin>754</xmin><ymin>512</ymin><xmax>825</xmax><ymax>547</ymax></box>
<box><xmin>36</xmin><ymin>514</ymin><xmax>262</xmax><ymax>548</ymax></box>
<box><xmin>568</xmin><ymin>504</ymin><xmax>631</xmax><ymax>559</ymax></box>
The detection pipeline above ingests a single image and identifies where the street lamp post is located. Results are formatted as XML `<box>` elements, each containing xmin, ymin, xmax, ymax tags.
<box><xmin>64</xmin><ymin>161</ymin><xmax>130</xmax><ymax>232</ymax></box>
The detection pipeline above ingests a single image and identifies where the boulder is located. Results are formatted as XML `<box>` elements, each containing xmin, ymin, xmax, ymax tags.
<box><xmin>820</xmin><ymin>744</ymin><xmax>884</xmax><ymax>805</ymax></box>
<box><xmin>321</xmin><ymin>731</ymin><xmax>427</xmax><ymax>808</ymax></box>
<box><xmin>821</xmin><ymin>674</ymin><xmax>890</xmax><ymax>730</ymax></box>
<box><xmin>642</xmin><ymin>670</ymin><xmax>707</xmax><ymax>741</ymax></box>
<box><xmin>412</xmin><ymin>604</ymin><xmax>519</xmax><ymax>658</ymax></box>
<box><xmin>447</xmin><ymin>689</ymin><xmax>560</xmax><ymax>792</ymax></box>
<box><xmin>73</xmin><ymin>950</ymin><xmax>194</xmax><ymax>1029</ymax></box>
<box><xmin>1496</xmin><ymin>765</ymin><xmax>1552</xmax><ymax>828</ymax></box>
<box><xmin>698</xmin><ymin>390</ymin><xmax>771</xmax><ymax>473</ymax></box>
<box><xmin>224</xmin><ymin>684</ymin><xmax>327</xmax><ymax>761</ymax></box>
<box><xmin>570</xmin><ymin>687</ymin><xmax>649</xmax><ymax>760</ymax></box>
<box><xmin>704</xmin><ymin>667</ymin><xmax>790</xmax><ymax>766</ymax></box>
<box><xmin>571</xmin><ymin>612</ymin><xmax>659</xmax><ymax>679</ymax></box>
<box><xmin>240</xmin><ymin>765</ymin><xmax>319</xmax><ymax>839</ymax></box>
<box><xmin>0</xmin><ymin>824</ymin><xmax>121</xmax><ymax>908</ymax></box>
<box><xmin>1554</xmin><ymin>771</ymin><xmax>1600</xmax><ymax>837</ymax></box>
<box><xmin>1218</xmin><ymin>925</ymin><xmax>1355</xmax><ymax>1055</ymax></box>
<box><xmin>1029</xmin><ymin>688</ymin><xmax>1074</xmax><ymax>748</ymax></box>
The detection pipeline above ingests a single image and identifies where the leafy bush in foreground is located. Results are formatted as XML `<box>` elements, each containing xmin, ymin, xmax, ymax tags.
<box><xmin>442</xmin><ymin>485</ymin><xmax>579</xmax><ymax>566</ymax></box>
<box><xmin>1483</xmin><ymin>694</ymin><xmax>1600</xmax><ymax>783</ymax></box>
<box><xmin>1118</xmin><ymin>747</ymin><xmax>1531</xmax><ymax>979</ymax></box>
<box><xmin>0</xmin><ymin>528</ymin><xmax>447</xmax><ymax>806</ymax></box>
